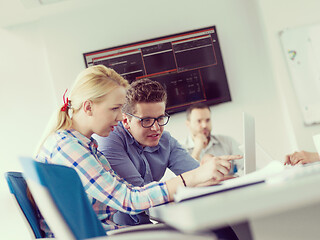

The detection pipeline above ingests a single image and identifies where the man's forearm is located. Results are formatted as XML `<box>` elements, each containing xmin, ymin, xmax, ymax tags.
<box><xmin>191</xmin><ymin>147</ymin><xmax>202</xmax><ymax>161</ymax></box>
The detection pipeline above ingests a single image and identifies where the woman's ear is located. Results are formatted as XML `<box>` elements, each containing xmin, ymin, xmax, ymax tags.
<box><xmin>83</xmin><ymin>100</ymin><xmax>93</xmax><ymax>116</ymax></box>
<box><xmin>122</xmin><ymin>113</ymin><xmax>130</xmax><ymax>129</ymax></box>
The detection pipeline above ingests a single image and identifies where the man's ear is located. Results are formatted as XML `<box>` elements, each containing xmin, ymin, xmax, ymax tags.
<box><xmin>122</xmin><ymin>113</ymin><xmax>130</xmax><ymax>129</ymax></box>
<box><xmin>83</xmin><ymin>100</ymin><xmax>93</xmax><ymax>116</ymax></box>
<box><xmin>186</xmin><ymin>119</ymin><xmax>190</xmax><ymax>128</ymax></box>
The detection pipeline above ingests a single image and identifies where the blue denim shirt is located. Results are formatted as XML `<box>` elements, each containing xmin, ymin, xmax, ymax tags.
<box><xmin>94</xmin><ymin>122</ymin><xmax>199</xmax><ymax>187</ymax></box>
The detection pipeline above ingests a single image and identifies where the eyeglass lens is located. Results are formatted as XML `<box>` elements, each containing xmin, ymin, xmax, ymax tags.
<box><xmin>142</xmin><ymin>115</ymin><xmax>169</xmax><ymax>128</ymax></box>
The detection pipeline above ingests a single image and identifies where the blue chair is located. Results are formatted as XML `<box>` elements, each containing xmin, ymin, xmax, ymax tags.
<box><xmin>20</xmin><ymin>157</ymin><xmax>106</xmax><ymax>240</ymax></box>
<box><xmin>20</xmin><ymin>157</ymin><xmax>216</xmax><ymax>240</ymax></box>
<box><xmin>5</xmin><ymin>171</ymin><xmax>45</xmax><ymax>239</ymax></box>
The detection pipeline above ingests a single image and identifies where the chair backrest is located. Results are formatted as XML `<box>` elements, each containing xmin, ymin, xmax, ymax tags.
<box><xmin>20</xmin><ymin>157</ymin><xmax>107</xmax><ymax>240</ymax></box>
<box><xmin>5</xmin><ymin>171</ymin><xmax>45</xmax><ymax>239</ymax></box>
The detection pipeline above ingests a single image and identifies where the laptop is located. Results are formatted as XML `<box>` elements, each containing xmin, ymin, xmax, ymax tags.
<box><xmin>313</xmin><ymin>133</ymin><xmax>320</xmax><ymax>154</ymax></box>
<box><xmin>243</xmin><ymin>112</ymin><xmax>256</xmax><ymax>174</ymax></box>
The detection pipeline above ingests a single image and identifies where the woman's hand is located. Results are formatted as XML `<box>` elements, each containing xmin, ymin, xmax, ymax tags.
<box><xmin>285</xmin><ymin>151</ymin><xmax>320</xmax><ymax>165</ymax></box>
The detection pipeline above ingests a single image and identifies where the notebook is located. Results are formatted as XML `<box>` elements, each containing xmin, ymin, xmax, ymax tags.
<box><xmin>174</xmin><ymin>161</ymin><xmax>284</xmax><ymax>202</ymax></box>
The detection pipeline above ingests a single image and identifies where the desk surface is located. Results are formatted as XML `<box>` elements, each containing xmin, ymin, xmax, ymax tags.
<box><xmin>149</xmin><ymin>172</ymin><xmax>320</xmax><ymax>234</ymax></box>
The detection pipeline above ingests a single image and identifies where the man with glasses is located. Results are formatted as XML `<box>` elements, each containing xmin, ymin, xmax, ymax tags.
<box><xmin>94</xmin><ymin>78</ymin><xmax>200</xmax><ymax>225</ymax></box>
<box><xmin>94</xmin><ymin>79</ymin><xmax>243</xmax><ymax>240</ymax></box>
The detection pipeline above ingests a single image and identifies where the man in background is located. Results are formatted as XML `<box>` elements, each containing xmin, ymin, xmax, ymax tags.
<box><xmin>184</xmin><ymin>103</ymin><xmax>244</xmax><ymax>175</ymax></box>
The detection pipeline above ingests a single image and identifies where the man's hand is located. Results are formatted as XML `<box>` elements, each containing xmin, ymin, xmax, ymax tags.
<box><xmin>191</xmin><ymin>133</ymin><xmax>209</xmax><ymax>161</ymax></box>
<box><xmin>201</xmin><ymin>153</ymin><xmax>217</xmax><ymax>165</ymax></box>
<box><xmin>194</xmin><ymin>133</ymin><xmax>208</xmax><ymax>150</ymax></box>
<box><xmin>284</xmin><ymin>151</ymin><xmax>320</xmax><ymax>166</ymax></box>
<box><xmin>194</xmin><ymin>154</ymin><xmax>243</xmax><ymax>186</ymax></box>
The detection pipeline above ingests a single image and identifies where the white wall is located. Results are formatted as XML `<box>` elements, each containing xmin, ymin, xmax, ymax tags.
<box><xmin>0</xmin><ymin>24</ymin><xmax>56</xmax><ymax>238</ymax></box>
<box><xmin>39</xmin><ymin>0</ymin><xmax>291</xmax><ymax>162</ymax></box>
<box><xmin>1</xmin><ymin>0</ymin><xmax>319</xmax><ymax>238</ymax></box>
<box><xmin>257</xmin><ymin>0</ymin><xmax>320</xmax><ymax>152</ymax></box>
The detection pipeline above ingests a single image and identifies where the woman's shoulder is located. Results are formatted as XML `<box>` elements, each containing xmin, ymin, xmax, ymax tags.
<box><xmin>44</xmin><ymin>130</ymin><xmax>81</xmax><ymax>148</ymax></box>
<box><xmin>37</xmin><ymin>130</ymin><xmax>88</xmax><ymax>163</ymax></box>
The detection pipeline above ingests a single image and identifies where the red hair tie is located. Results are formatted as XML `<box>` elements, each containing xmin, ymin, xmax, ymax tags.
<box><xmin>60</xmin><ymin>89</ymin><xmax>69</xmax><ymax>112</ymax></box>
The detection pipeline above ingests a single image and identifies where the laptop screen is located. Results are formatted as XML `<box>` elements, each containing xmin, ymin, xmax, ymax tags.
<box><xmin>243</xmin><ymin>112</ymin><xmax>256</xmax><ymax>174</ymax></box>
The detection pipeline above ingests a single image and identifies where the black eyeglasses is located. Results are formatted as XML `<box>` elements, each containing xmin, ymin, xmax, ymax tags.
<box><xmin>126</xmin><ymin>112</ymin><xmax>170</xmax><ymax>128</ymax></box>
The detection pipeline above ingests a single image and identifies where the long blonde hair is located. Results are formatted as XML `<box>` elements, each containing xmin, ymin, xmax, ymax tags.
<box><xmin>35</xmin><ymin>65</ymin><xmax>128</xmax><ymax>154</ymax></box>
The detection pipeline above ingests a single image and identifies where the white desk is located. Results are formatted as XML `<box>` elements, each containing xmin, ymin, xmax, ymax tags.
<box><xmin>149</xmin><ymin>172</ymin><xmax>320</xmax><ymax>240</ymax></box>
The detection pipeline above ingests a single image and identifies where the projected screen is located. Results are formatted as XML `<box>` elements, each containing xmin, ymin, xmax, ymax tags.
<box><xmin>83</xmin><ymin>26</ymin><xmax>231</xmax><ymax>114</ymax></box>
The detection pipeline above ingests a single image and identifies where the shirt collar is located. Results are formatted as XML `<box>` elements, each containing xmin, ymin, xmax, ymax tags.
<box><xmin>206</xmin><ymin>135</ymin><xmax>219</xmax><ymax>149</ymax></box>
<box><xmin>62</xmin><ymin>129</ymin><xmax>98</xmax><ymax>150</ymax></box>
<box><xmin>119</xmin><ymin>122</ymin><xmax>135</xmax><ymax>145</ymax></box>
<box><xmin>185</xmin><ymin>134</ymin><xmax>219</xmax><ymax>150</ymax></box>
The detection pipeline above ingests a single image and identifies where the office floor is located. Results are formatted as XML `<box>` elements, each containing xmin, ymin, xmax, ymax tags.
<box><xmin>0</xmin><ymin>193</ymin><xmax>31</xmax><ymax>239</ymax></box>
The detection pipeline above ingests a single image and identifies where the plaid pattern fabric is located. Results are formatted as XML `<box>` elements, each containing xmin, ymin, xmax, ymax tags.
<box><xmin>36</xmin><ymin>129</ymin><xmax>169</xmax><ymax>234</ymax></box>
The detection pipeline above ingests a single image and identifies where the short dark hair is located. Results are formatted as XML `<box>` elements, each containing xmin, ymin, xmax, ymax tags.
<box><xmin>122</xmin><ymin>78</ymin><xmax>167</xmax><ymax>114</ymax></box>
<box><xmin>186</xmin><ymin>102</ymin><xmax>210</xmax><ymax>120</ymax></box>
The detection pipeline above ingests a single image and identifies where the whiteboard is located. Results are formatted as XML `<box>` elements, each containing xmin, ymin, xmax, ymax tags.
<box><xmin>280</xmin><ymin>24</ymin><xmax>320</xmax><ymax>125</ymax></box>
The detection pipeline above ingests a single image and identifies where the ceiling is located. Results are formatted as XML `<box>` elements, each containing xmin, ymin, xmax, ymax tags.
<box><xmin>0</xmin><ymin>0</ymin><xmax>97</xmax><ymax>28</ymax></box>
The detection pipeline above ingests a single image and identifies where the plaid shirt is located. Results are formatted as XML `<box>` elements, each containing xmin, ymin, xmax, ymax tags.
<box><xmin>36</xmin><ymin>129</ymin><xmax>169</xmax><ymax>234</ymax></box>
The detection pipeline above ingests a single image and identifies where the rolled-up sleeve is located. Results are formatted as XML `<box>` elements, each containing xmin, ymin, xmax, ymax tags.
<box><xmin>166</xmin><ymin>134</ymin><xmax>200</xmax><ymax>174</ymax></box>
